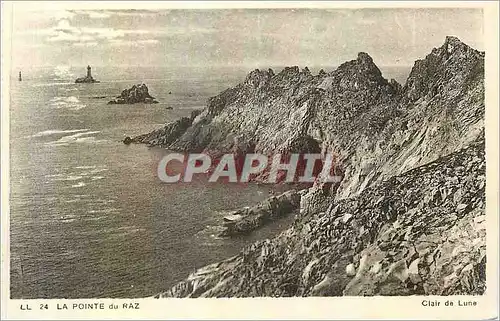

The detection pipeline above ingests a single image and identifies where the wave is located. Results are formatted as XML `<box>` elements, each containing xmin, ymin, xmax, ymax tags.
<box><xmin>89</xmin><ymin>168</ymin><xmax>108</xmax><ymax>174</ymax></box>
<box><xmin>71</xmin><ymin>182</ymin><xmax>86</xmax><ymax>188</ymax></box>
<box><xmin>74</xmin><ymin>165</ymin><xmax>97</xmax><ymax>170</ymax></box>
<box><xmin>92</xmin><ymin>198</ymin><xmax>116</xmax><ymax>204</ymax></box>
<box><xmin>84</xmin><ymin>216</ymin><xmax>106</xmax><ymax>222</ymax></box>
<box><xmin>51</xmin><ymin>96</ymin><xmax>79</xmax><ymax>103</ymax></box>
<box><xmin>51</xmin><ymin>175</ymin><xmax>83</xmax><ymax>181</ymax></box>
<box><xmin>62</xmin><ymin>194</ymin><xmax>90</xmax><ymax>203</ymax></box>
<box><xmin>88</xmin><ymin>208</ymin><xmax>119</xmax><ymax>214</ymax></box>
<box><xmin>31</xmin><ymin>82</ymin><xmax>75</xmax><ymax>88</ymax></box>
<box><xmin>46</xmin><ymin>166</ymin><xmax>108</xmax><ymax>187</ymax></box>
<box><xmin>32</xmin><ymin>129</ymin><xmax>90</xmax><ymax>138</ymax></box>
<box><xmin>59</xmin><ymin>215</ymin><xmax>77</xmax><ymax>223</ymax></box>
<box><xmin>76</xmin><ymin>167</ymin><xmax>108</xmax><ymax>177</ymax></box>
<box><xmin>44</xmin><ymin>173</ymin><xmax>65</xmax><ymax>178</ymax></box>
<box><xmin>45</xmin><ymin>130</ymin><xmax>107</xmax><ymax>146</ymax></box>
<box><xmin>50</xmin><ymin>96</ymin><xmax>86</xmax><ymax>110</ymax></box>
<box><xmin>110</xmin><ymin>226</ymin><xmax>146</xmax><ymax>238</ymax></box>
<box><xmin>71</xmin><ymin>137</ymin><xmax>107</xmax><ymax>145</ymax></box>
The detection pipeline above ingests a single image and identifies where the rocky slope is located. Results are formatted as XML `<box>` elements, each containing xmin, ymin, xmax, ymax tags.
<box><xmin>157</xmin><ymin>135</ymin><xmax>485</xmax><ymax>297</ymax></box>
<box><xmin>131</xmin><ymin>36</ymin><xmax>485</xmax><ymax>296</ymax></box>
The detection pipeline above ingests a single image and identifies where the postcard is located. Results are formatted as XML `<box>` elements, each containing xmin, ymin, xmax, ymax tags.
<box><xmin>1</xmin><ymin>1</ymin><xmax>498</xmax><ymax>319</ymax></box>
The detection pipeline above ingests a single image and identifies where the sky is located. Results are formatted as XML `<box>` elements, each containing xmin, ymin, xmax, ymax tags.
<box><xmin>9</xmin><ymin>7</ymin><xmax>484</xmax><ymax>69</ymax></box>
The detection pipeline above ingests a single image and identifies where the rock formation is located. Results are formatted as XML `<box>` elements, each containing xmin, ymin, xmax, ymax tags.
<box><xmin>124</xmin><ymin>109</ymin><xmax>201</xmax><ymax>145</ymax></box>
<box><xmin>75</xmin><ymin>65</ymin><xmax>100</xmax><ymax>83</ymax></box>
<box><xmin>157</xmin><ymin>136</ymin><xmax>485</xmax><ymax>297</ymax></box>
<box><xmin>220</xmin><ymin>189</ymin><xmax>303</xmax><ymax>237</ymax></box>
<box><xmin>108</xmin><ymin>84</ymin><xmax>159</xmax><ymax>104</ymax></box>
<box><xmin>131</xmin><ymin>36</ymin><xmax>485</xmax><ymax>296</ymax></box>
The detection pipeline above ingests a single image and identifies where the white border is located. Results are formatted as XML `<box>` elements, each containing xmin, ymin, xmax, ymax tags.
<box><xmin>1</xmin><ymin>1</ymin><xmax>498</xmax><ymax>320</ymax></box>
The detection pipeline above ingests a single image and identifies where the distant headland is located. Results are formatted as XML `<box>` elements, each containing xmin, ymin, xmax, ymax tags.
<box><xmin>75</xmin><ymin>65</ymin><xmax>100</xmax><ymax>83</ymax></box>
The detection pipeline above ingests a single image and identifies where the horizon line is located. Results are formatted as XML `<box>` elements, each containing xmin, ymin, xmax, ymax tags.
<box><xmin>12</xmin><ymin>64</ymin><xmax>414</xmax><ymax>69</ymax></box>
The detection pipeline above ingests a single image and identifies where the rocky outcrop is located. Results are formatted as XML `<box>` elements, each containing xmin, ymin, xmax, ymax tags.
<box><xmin>108</xmin><ymin>84</ymin><xmax>158</xmax><ymax>104</ymax></box>
<box><xmin>161</xmin><ymin>54</ymin><xmax>400</xmax><ymax>157</ymax></box>
<box><xmin>220</xmin><ymin>189</ymin><xmax>303</xmax><ymax>237</ymax></box>
<box><xmin>136</xmin><ymin>37</ymin><xmax>485</xmax><ymax>297</ymax></box>
<box><xmin>124</xmin><ymin>109</ymin><xmax>201</xmax><ymax>145</ymax></box>
<box><xmin>156</xmin><ymin>136</ymin><xmax>485</xmax><ymax>297</ymax></box>
<box><xmin>75</xmin><ymin>75</ymin><xmax>99</xmax><ymax>83</ymax></box>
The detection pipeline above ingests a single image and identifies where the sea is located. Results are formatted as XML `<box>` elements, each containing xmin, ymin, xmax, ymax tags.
<box><xmin>9</xmin><ymin>65</ymin><xmax>411</xmax><ymax>299</ymax></box>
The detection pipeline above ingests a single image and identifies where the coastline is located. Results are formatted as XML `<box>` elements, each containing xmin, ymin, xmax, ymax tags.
<box><xmin>130</xmin><ymin>36</ymin><xmax>486</xmax><ymax>297</ymax></box>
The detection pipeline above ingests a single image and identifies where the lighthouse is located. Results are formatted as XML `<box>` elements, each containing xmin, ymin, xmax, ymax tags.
<box><xmin>75</xmin><ymin>65</ymin><xmax>99</xmax><ymax>83</ymax></box>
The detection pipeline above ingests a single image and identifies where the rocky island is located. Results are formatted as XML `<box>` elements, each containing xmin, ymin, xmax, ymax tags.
<box><xmin>75</xmin><ymin>65</ymin><xmax>100</xmax><ymax>83</ymax></box>
<box><xmin>131</xmin><ymin>36</ymin><xmax>485</xmax><ymax>297</ymax></box>
<box><xmin>108</xmin><ymin>83</ymin><xmax>159</xmax><ymax>105</ymax></box>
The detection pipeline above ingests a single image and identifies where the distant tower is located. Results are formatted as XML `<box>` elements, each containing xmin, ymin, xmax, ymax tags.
<box><xmin>18</xmin><ymin>71</ymin><xmax>22</xmax><ymax>81</ymax></box>
<box><xmin>87</xmin><ymin>65</ymin><xmax>92</xmax><ymax>78</ymax></box>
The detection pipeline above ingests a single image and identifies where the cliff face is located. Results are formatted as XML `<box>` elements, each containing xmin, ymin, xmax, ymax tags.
<box><xmin>133</xmin><ymin>37</ymin><xmax>483</xmax><ymax>200</ymax></box>
<box><xmin>133</xmin><ymin>36</ymin><xmax>485</xmax><ymax>297</ymax></box>
<box><xmin>157</xmin><ymin>136</ymin><xmax>485</xmax><ymax>297</ymax></box>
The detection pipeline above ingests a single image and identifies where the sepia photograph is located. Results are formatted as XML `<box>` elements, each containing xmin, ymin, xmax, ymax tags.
<box><xmin>1</xmin><ymin>1</ymin><xmax>498</xmax><ymax>319</ymax></box>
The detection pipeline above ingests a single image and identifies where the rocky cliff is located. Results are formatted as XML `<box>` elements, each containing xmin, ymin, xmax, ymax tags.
<box><xmin>133</xmin><ymin>36</ymin><xmax>483</xmax><ymax>199</ymax></box>
<box><xmin>133</xmin><ymin>36</ymin><xmax>485</xmax><ymax>296</ymax></box>
<box><xmin>157</xmin><ymin>136</ymin><xmax>485</xmax><ymax>297</ymax></box>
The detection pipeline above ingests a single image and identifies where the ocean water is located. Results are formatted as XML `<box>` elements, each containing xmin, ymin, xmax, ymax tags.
<box><xmin>9</xmin><ymin>65</ymin><xmax>410</xmax><ymax>299</ymax></box>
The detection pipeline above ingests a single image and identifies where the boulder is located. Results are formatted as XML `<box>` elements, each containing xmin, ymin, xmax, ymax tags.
<box><xmin>219</xmin><ymin>190</ymin><xmax>301</xmax><ymax>237</ymax></box>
